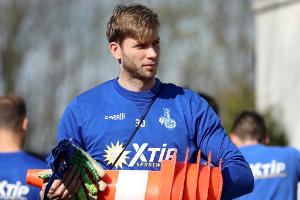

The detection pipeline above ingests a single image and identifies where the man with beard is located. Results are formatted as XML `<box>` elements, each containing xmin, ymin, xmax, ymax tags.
<box><xmin>41</xmin><ymin>4</ymin><xmax>253</xmax><ymax>199</ymax></box>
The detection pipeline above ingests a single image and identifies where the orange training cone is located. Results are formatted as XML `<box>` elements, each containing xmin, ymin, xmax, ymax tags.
<box><xmin>26</xmin><ymin>149</ymin><xmax>223</xmax><ymax>200</ymax></box>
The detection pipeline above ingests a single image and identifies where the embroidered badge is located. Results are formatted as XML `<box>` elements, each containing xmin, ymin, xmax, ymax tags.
<box><xmin>159</xmin><ymin>108</ymin><xmax>176</xmax><ymax>130</ymax></box>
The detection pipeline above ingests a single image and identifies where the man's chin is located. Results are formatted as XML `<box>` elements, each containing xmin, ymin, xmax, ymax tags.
<box><xmin>145</xmin><ymin>72</ymin><xmax>156</xmax><ymax>79</ymax></box>
<box><xmin>141</xmin><ymin>76</ymin><xmax>155</xmax><ymax>82</ymax></box>
<box><xmin>138</xmin><ymin>73</ymin><xmax>156</xmax><ymax>82</ymax></box>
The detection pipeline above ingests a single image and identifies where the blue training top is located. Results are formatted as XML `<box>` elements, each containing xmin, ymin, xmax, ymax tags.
<box><xmin>56</xmin><ymin>78</ymin><xmax>253</xmax><ymax>199</ymax></box>
<box><xmin>235</xmin><ymin>144</ymin><xmax>300</xmax><ymax>200</ymax></box>
<box><xmin>0</xmin><ymin>151</ymin><xmax>47</xmax><ymax>200</ymax></box>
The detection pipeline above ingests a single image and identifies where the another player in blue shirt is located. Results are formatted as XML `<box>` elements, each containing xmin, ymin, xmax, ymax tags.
<box><xmin>0</xmin><ymin>95</ymin><xmax>47</xmax><ymax>200</ymax></box>
<box><xmin>41</xmin><ymin>3</ymin><xmax>254</xmax><ymax>200</ymax></box>
<box><xmin>230</xmin><ymin>110</ymin><xmax>300</xmax><ymax>200</ymax></box>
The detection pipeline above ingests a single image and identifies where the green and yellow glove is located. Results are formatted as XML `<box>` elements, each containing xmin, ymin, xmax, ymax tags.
<box><xmin>41</xmin><ymin>139</ymin><xmax>106</xmax><ymax>200</ymax></box>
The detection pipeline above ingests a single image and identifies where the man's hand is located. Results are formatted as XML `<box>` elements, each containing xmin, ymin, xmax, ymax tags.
<box><xmin>39</xmin><ymin>140</ymin><xmax>107</xmax><ymax>199</ymax></box>
<box><xmin>39</xmin><ymin>167</ymin><xmax>82</xmax><ymax>200</ymax></box>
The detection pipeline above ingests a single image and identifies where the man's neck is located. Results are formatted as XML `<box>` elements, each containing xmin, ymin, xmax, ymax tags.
<box><xmin>0</xmin><ymin>130</ymin><xmax>23</xmax><ymax>152</ymax></box>
<box><xmin>118</xmin><ymin>76</ymin><xmax>156</xmax><ymax>92</ymax></box>
<box><xmin>238</xmin><ymin>140</ymin><xmax>259</xmax><ymax>148</ymax></box>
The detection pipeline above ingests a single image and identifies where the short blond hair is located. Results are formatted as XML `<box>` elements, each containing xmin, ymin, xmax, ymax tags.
<box><xmin>106</xmin><ymin>4</ymin><xmax>159</xmax><ymax>44</ymax></box>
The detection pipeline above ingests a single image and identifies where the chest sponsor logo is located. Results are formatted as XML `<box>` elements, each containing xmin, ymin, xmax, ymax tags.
<box><xmin>103</xmin><ymin>141</ymin><xmax>177</xmax><ymax>169</ymax></box>
<box><xmin>0</xmin><ymin>180</ymin><xmax>29</xmax><ymax>200</ymax></box>
<box><xmin>104</xmin><ymin>113</ymin><xmax>126</xmax><ymax>120</ymax></box>
<box><xmin>250</xmin><ymin>160</ymin><xmax>287</xmax><ymax>179</ymax></box>
<box><xmin>159</xmin><ymin>108</ymin><xmax>176</xmax><ymax>130</ymax></box>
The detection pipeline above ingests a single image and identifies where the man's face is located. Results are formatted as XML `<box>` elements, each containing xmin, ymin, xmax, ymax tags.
<box><xmin>119</xmin><ymin>31</ymin><xmax>160</xmax><ymax>81</ymax></box>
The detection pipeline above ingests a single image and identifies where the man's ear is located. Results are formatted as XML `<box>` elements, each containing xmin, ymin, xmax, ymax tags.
<box><xmin>230</xmin><ymin>133</ymin><xmax>240</xmax><ymax>147</ymax></box>
<box><xmin>109</xmin><ymin>42</ymin><xmax>122</xmax><ymax>62</ymax></box>
<box><xmin>263</xmin><ymin>135</ymin><xmax>270</xmax><ymax>145</ymax></box>
<box><xmin>21</xmin><ymin>117</ymin><xmax>28</xmax><ymax>133</ymax></box>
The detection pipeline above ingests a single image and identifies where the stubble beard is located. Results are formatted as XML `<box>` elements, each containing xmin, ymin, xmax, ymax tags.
<box><xmin>122</xmin><ymin>55</ymin><xmax>158</xmax><ymax>83</ymax></box>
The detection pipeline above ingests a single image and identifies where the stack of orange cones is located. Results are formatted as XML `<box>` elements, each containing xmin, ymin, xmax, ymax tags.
<box><xmin>26</xmin><ymin>149</ymin><xmax>222</xmax><ymax>200</ymax></box>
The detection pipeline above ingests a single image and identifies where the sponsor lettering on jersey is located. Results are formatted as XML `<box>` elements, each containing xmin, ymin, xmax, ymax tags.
<box><xmin>103</xmin><ymin>141</ymin><xmax>130</xmax><ymax>169</ymax></box>
<box><xmin>103</xmin><ymin>141</ymin><xmax>177</xmax><ymax>169</ymax></box>
<box><xmin>159</xmin><ymin>108</ymin><xmax>176</xmax><ymax>130</ymax></box>
<box><xmin>250</xmin><ymin>160</ymin><xmax>287</xmax><ymax>179</ymax></box>
<box><xmin>0</xmin><ymin>180</ymin><xmax>29</xmax><ymax>200</ymax></box>
<box><xmin>104</xmin><ymin>113</ymin><xmax>126</xmax><ymax>120</ymax></box>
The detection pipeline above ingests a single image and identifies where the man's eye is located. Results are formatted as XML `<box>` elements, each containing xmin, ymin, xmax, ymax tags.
<box><xmin>153</xmin><ymin>41</ymin><xmax>160</xmax><ymax>47</ymax></box>
<box><xmin>137</xmin><ymin>44</ymin><xmax>147</xmax><ymax>48</ymax></box>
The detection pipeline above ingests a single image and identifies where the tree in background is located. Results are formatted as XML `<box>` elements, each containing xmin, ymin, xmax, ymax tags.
<box><xmin>263</xmin><ymin>109</ymin><xmax>288</xmax><ymax>146</ymax></box>
<box><xmin>0</xmin><ymin>1</ymin><xmax>24</xmax><ymax>93</ymax></box>
<box><xmin>217</xmin><ymin>79</ymin><xmax>288</xmax><ymax>146</ymax></box>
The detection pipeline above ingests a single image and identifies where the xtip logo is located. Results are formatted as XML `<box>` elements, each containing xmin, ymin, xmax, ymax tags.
<box><xmin>103</xmin><ymin>141</ymin><xmax>130</xmax><ymax>169</ymax></box>
<box><xmin>103</xmin><ymin>141</ymin><xmax>177</xmax><ymax>169</ymax></box>
<box><xmin>0</xmin><ymin>180</ymin><xmax>29</xmax><ymax>200</ymax></box>
<box><xmin>250</xmin><ymin>160</ymin><xmax>287</xmax><ymax>179</ymax></box>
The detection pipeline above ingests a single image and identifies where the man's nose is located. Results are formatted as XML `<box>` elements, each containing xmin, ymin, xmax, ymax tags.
<box><xmin>146</xmin><ymin>46</ymin><xmax>159</xmax><ymax>59</ymax></box>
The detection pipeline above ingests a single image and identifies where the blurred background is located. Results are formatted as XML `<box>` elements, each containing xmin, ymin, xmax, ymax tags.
<box><xmin>0</xmin><ymin>0</ymin><xmax>299</xmax><ymax>158</ymax></box>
